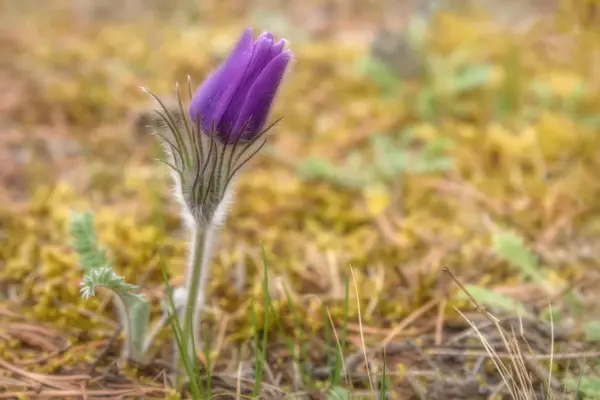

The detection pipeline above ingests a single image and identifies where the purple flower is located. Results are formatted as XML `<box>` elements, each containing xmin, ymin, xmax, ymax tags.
<box><xmin>189</xmin><ymin>28</ymin><xmax>292</xmax><ymax>144</ymax></box>
<box><xmin>143</xmin><ymin>28</ymin><xmax>292</xmax><ymax>226</ymax></box>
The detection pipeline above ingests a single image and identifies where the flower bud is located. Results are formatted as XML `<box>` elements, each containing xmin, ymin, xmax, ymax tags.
<box><xmin>189</xmin><ymin>27</ymin><xmax>292</xmax><ymax>144</ymax></box>
<box><xmin>144</xmin><ymin>28</ymin><xmax>292</xmax><ymax>227</ymax></box>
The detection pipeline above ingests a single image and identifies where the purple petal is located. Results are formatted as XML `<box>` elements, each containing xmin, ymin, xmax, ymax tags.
<box><xmin>269</xmin><ymin>39</ymin><xmax>286</xmax><ymax>58</ymax></box>
<box><xmin>189</xmin><ymin>27</ymin><xmax>254</xmax><ymax>132</ymax></box>
<box><xmin>188</xmin><ymin>64</ymin><xmax>226</xmax><ymax>132</ymax></box>
<box><xmin>218</xmin><ymin>34</ymin><xmax>275</xmax><ymax>135</ymax></box>
<box><xmin>259</xmin><ymin>32</ymin><xmax>274</xmax><ymax>41</ymax></box>
<box><xmin>233</xmin><ymin>50</ymin><xmax>292</xmax><ymax>141</ymax></box>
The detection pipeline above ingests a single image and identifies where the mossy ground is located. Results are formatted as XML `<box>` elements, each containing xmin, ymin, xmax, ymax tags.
<box><xmin>1</xmin><ymin>1</ymin><xmax>600</xmax><ymax>399</ymax></box>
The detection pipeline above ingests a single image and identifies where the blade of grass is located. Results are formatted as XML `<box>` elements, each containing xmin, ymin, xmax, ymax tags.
<box><xmin>204</xmin><ymin>325</ymin><xmax>212</xmax><ymax>397</ymax></box>
<box><xmin>258</xmin><ymin>246</ymin><xmax>271</xmax><ymax>394</ymax></box>
<box><xmin>455</xmin><ymin>306</ymin><xmax>518</xmax><ymax>399</ymax></box>
<box><xmin>323</xmin><ymin>305</ymin><xmax>350</xmax><ymax>397</ymax></box>
<box><xmin>444</xmin><ymin>267</ymin><xmax>538</xmax><ymax>400</ymax></box>
<box><xmin>350</xmin><ymin>267</ymin><xmax>375</xmax><ymax>395</ymax></box>
<box><xmin>255</xmin><ymin>246</ymin><xmax>304</xmax><ymax>388</ymax></box>
<box><xmin>379</xmin><ymin>348</ymin><xmax>387</xmax><ymax>400</ymax></box>
<box><xmin>322</xmin><ymin>303</ymin><xmax>333</xmax><ymax>381</ymax></box>
<box><xmin>264</xmin><ymin>286</ymin><xmax>304</xmax><ymax>388</ymax></box>
<box><xmin>547</xmin><ymin>304</ymin><xmax>554</xmax><ymax>400</ymax></box>
<box><xmin>282</xmin><ymin>283</ymin><xmax>311</xmax><ymax>387</ymax></box>
<box><xmin>189</xmin><ymin>305</ymin><xmax>201</xmax><ymax>394</ymax></box>
<box><xmin>332</xmin><ymin>275</ymin><xmax>350</xmax><ymax>388</ymax></box>
<box><xmin>250</xmin><ymin>299</ymin><xmax>260</xmax><ymax>398</ymax></box>
<box><xmin>159</xmin><ymin>256</ymin><xmax>202</xmax><ymax>398</ymax></box>
<box><xmin>573</xmin><ymin>359</ymin><xmax>585</xmax><ymax>400</ymax></box>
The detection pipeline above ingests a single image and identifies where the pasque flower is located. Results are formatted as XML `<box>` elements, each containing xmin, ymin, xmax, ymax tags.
<box><xmin>143</xmin><ymin>28</ymin><xmax>292</xmax><ymax>386</ymax></box>
<box><xmin>146</xmin><ymin>27</ymin><xmax>291</xmax><ymax>227</ymax></box>
<box><xmin>189</xmin><ymin>27</ymin><xmax>292</xmax><ymax>144</ymax></box>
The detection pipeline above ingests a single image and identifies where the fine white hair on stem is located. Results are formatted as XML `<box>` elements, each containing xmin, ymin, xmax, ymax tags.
<box><xmin>191</xmin><ymin>221</ymin><xmax>220</xmax><ymax>348</ymax></box>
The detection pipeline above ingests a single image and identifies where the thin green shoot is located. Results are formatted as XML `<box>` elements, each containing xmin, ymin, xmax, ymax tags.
<box><xmin>250</xmin><ymin>298</ymin><xmax>262</xmax><ymax>398</ymax></box>
<box><xmin>322</xmin><ymin>303</ymin><xmax>333</xmax><ymax>381</ymax></box>
<box><xmin>204</xmin><ymin>325</ymin><xmax>212</xmax><ymax>397</ymax></box>
<box><xmin>350</xmin><ymin>267</ymin><xmax>374</xmax><ymax>395</ymax></box>
<box><xmin>332</xmin><ymin>275</ymin><xmax>351</xmax><ymax>389</ymax></box>
<box><xmin>263</xmin><ymin>281</ymin><xmax>305</xmax><ymax>388</ymax></box>
<box><xmin>282</xmin><ymin>283</ymin><xmax>312</xmax><ymax>386</ymax></box>
<box><xmin>160</xmin><ymin>257</ymin><xmax>202</xmax><ymax>398</ymax></box>
<box><xmin>255</xmin><ymin>246</ymin><xmax>272</xmax><ymax>397</ymax></box>
<box><xmin>379</xmin><ymin>348</ymin><xmax>387</xmax><ymax>400</ymax></box>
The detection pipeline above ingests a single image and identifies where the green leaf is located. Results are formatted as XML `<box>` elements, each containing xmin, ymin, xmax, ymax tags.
<box><xmin>530</xmin><ymin>81</ymin><xmax>555</xmax><ymax>107</ymax></box>
<box><xmin>70</xmin><ymin>210</ymin><xmax>109</xmax><ymax>271</ymax></box>
<box><xmin>80</xmin><ymin>266</ymin><xmax>141</xmax><ymax>300</ymax></box>
<box><xmin>408</xmin><ymin>136</ymin><xmax>454</xmax><ymax>173</ymax></box>
<box><xmin>356</xmin><ymin>57</ymin><xmax>402</xmax><ymax>95</ymax></box>
<box><xmin>297</xmin><ymin>129</ymin><xmax>453</xmax><ymax>189</ymax></box>
<box><xmin>457</xmin><ymin>284</ymin><xmax>529</xmax><ymax>315</ymax></box>
<box><xmin>371</xmin><ymin>135</ymin><xmax>409</xmax><ymax>176</ymax></box>
<box><xmin>124</xmin><ymin>293</ymin><xmax>151</xmax><ymax>360</ymax></box>
<box><xmin>328</xmin><ymin>386</ymin><xmax>351</xmax><ymax>400</ymax></box>
<box><xmin>451</xmin><ymin>64</ymin><xmax>493</xmax><ymax>94</ymax></box>
<box><xmin>565</xmin><ymin>374</ymin><xmax>600</xmax><ymax>398</ymax></box>
<box><xmin>580</xmin><ymin>115</ymin><xmax>600</xmax><ymax>129</ymax></box>
<box><xmin>415</xmin><ymin>88</ymin><xmax>437</xmax><ymax>120</ymax></box>
<box><xmin>371</xmin><ymin>131</ymin><xmax>453</xmax><ymax>178</ymax></box>
<box><xmin>563</xmin><ymin>83</ymin><xmax>586</xmax><ymax>116</ymax></box>
<box><xmin>297</xmin><ymin>156</ymin><xmax>368</xmax><ymax>188</ymax></box>
<box><xmin>492</xmin><ymin>230</ymin><xmax>546</xmax><ymax>284</ymax></box>
<box><xmin>496</xmin><ymin>45</ymin><xmax>522</xmax><ymax>119</ymax></box>
<box><xmin>70</xmin><ymin>211</ymin><xmax>151</xmax><ymax>365</ymax></box>
<box><xmin>584</xmin><ymin>321</ymin><xmax>600</xmax><ymax>342</ymax></box>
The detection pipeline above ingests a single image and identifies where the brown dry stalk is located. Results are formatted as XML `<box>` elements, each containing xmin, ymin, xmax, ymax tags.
<box><xmin>380</xmin><ymin>297</ymin><xmax>440</xmax><ymax>348</ymax></box>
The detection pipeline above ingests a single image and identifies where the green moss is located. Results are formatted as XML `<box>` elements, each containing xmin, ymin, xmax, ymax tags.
<box><xmin>1</xmin><ymin>2</ymin><xmax>599</xmax><ymax>395</ymax></box>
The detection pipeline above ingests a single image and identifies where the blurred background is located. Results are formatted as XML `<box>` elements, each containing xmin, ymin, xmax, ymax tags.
<box><xmin>1</xmin><ymin>0</ymin><xmax>600</xmax><ymax>398</ymax></box>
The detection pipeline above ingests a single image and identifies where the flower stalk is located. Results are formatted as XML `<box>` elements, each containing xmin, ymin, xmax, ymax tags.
<box><xmin>72</xmin><ymin>28</ymin><xmax>291</xmax><ymax>381</ymax></box>
<box><xmin>143</xmin><ymin>27</ymin><xmax>292</xmax><ymax>386</ymax></box>
<box><xmin>180</xmin><ymin>225</ymin><xmax>206</xmax><ymax>361</ymax></box>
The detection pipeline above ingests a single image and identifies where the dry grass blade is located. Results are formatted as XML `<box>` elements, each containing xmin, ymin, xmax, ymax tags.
<box><xmin>1</xmin><ymin>3</ymin><xmax>599</xmax><ymax>399</ymax></box>
<box><xmin>350</xmin><ymin>267</ymin><xmax>375</xmax><ymax>396</ymax></box>
<box><xmin>0</xmin><ymin>358</ymin><xmax>89</xmax><ymax>391</ymax></box>
<box><xmin>443</xmin><ymin>267</ymin><xmax>563</xmax><ymax>400</ymax></box>
<box><xmin>381</xmin><ymin>297</ymin><xmax>440</xmax><ymax>348</ymax></box>
<box><xmin>454</xmin><ymin>307</ymin><xmax>520</xmax><ymax>399</ymax></box>
<box><xmin>547</xmin><ymin>304</ymin><xmax>555</xmax><ymax>399</ymax></box>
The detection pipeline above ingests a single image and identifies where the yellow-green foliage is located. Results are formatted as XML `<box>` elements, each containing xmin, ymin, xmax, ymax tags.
<box><xmin>1</xmin><ymin>0</ymin><xmax>600</xmax><ymax>379</ymax></box>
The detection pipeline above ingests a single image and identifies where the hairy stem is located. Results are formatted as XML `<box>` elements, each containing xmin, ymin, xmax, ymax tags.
<box><xmin>174</xmin><ymin>224</ymin><xmax>206</xmax><ymax>387</ymax></box>
<box><xmin>173</xmin><ymin>193</ymin><xmax>230</xmax><ymax>387</ymax></box>
<box><xmin>184</xmin><ymin>226</ymin><xmax>206</xmax><ymax>352</ymax></box>
<box><xmin>112</xmin><ymin>295</ymin><xmax>131</xmax><ymax>361</ymax></box>
<box><xmin>192</xmin><ymin>223</ymin><xmax>220</xmax><ymax>347</ymax></box>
